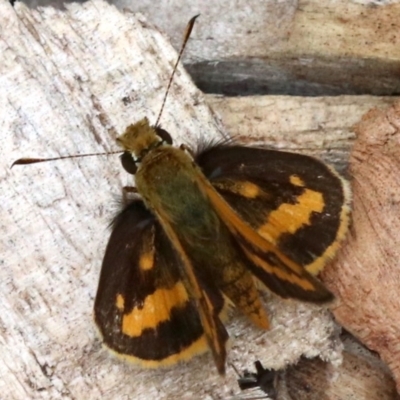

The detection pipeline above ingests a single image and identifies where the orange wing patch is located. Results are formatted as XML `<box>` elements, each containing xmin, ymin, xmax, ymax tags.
<box><xmin>119</xmin><ymin>282</ymin><xmax>190</xmax><ymax>337</ymax></box>
<box><xmin>139</xmin><ymin>251</ymin><xmax>155</xmax><ymax>271</ymax></box>
<box><xmin>236</xmin><ymin>182</ymin><xmax>261</xmax><ymax>199</ymax></box>
<box><xmin>257</xmin><ymin>188</ymin><xmax>324</xmax><ymax>244</ymax></box>
<box><xmin>289</xmin><ymin>174</ymin><xmax>305</xmax><ymax>187</ymax></box>
<box><xmin>139</xmin><ymin>227</ymin><xmax>155</xmax><ymax>271</ymax></box>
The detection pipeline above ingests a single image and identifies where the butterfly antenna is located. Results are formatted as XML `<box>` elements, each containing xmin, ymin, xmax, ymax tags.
<box><xmin>11</xmin><ymin>150</ymin><xmax>121</xmax><ymax>168</ymax></box>
<box><xmin>12</xmin><ymin>17</ymin><xmax>199</xmax><ymax>168</ymax></box>
<box><xmin>154</xmin><ymin>14</ymin><xmax>199</xmax><ymax>127</ymax></box>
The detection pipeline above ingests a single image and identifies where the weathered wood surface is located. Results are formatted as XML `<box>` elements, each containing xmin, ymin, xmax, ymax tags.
<box><xmin>274</xmin><ymin>334</ymin><xmax>398</xmax><ymax>400</ymax></box>
<box><xmin>1</xmin><ymin>1</ymin><xmax>399</xmax><ymax>398</ymax></box>
<box><xmin>115</xmin><ymin>0</ymin><xmax>400</xmax><ymax>96</ymax></box>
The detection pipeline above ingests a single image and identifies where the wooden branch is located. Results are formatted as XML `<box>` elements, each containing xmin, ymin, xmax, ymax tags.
<box><xmin>1</xmin><ymin>0</ymin><xmax>398</xmax><ymax>398</ymax></box>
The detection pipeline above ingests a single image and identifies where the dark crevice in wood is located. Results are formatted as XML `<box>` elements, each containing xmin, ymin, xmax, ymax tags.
<box><xmin>187</xmin><ymin>57</ymin><xmax>400</xmax><ymax>97</ymax></box>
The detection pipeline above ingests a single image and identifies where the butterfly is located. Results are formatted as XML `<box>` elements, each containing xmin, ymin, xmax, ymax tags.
<box><xmin>13</xmin><ymin>16</ymin><xmax>351</xmax><ymax>376</ymax></box>
<box><xmin>93</xmin><ymin>116</ymin><xmax>351</xmax><ymax>375</ymax></box>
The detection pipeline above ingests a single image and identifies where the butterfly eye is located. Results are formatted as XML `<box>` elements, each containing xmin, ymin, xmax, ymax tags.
<box><xmin>120</xmin><ymin>151</ymin><xmax>137</xmax><ymax>175</ymax></box>
<box><xmin>155</xmin><ymin>127</ymin><xmax>173</xmax><ymax>145</ymax></box>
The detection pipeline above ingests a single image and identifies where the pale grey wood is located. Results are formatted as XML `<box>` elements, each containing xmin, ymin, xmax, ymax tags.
<box><xmin>1</xmin><ymin>1</ymin><xmax>398</xmax><ymax>399</ymax></box>
<box><xmin>208</xmin><ymin>95</ymin><xmax>397</xmax><ymax>173</ymax></box>
<box><xmin>114</xmin><ymin>0</ymin><xmax>400</xmax><ymax>96</ymax></box>
<box><xmin>14</xmin><ymin>0</ymin><xmax>400</xmax><ymax>95</ymax></box>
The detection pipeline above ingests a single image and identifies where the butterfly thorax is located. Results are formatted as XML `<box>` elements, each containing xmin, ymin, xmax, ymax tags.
<box><xmin>135</xmin><ymin>144</ymin><xmax>213</xmax><ymax>229</ymax></box>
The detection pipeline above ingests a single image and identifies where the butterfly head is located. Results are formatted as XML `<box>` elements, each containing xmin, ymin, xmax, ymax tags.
<box><xmin>116</xmin><ymin>117</ymin><xmax>173</xmax><ymax>175</ymax></box>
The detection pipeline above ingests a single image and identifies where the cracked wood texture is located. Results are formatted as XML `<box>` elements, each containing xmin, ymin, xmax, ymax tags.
<box><xmin>1</xmin><ymin>0</ymin><xmax>399</xmax><ymax>399</ymax></box>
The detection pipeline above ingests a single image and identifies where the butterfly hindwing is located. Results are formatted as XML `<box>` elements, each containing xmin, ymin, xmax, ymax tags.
<box><xmin>196</xmin><ymin>145</ymin><xmax>350</xmax><ymax>301</ymax></box>
<box><xmin>94</xmin><ymin>199</ymin><xmax>226</xmax><ymax>367</ymax></box>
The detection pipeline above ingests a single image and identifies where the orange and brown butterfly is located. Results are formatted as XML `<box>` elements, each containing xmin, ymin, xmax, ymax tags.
<box><xmin>13</xmin><ymin>16</ymin><xmax>351</xmax><ymax>375</ymax></box>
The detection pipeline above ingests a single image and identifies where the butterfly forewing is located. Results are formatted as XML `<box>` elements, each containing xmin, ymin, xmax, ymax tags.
<box><xmin>94</xmin><ymin>200</ymin><xmax>225</xmax><ymax>366</ymax></box>
<box><xmin>196</xmin><ymin>146</ymin><xmax>351</xmax><ymax>275</ymax></box>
